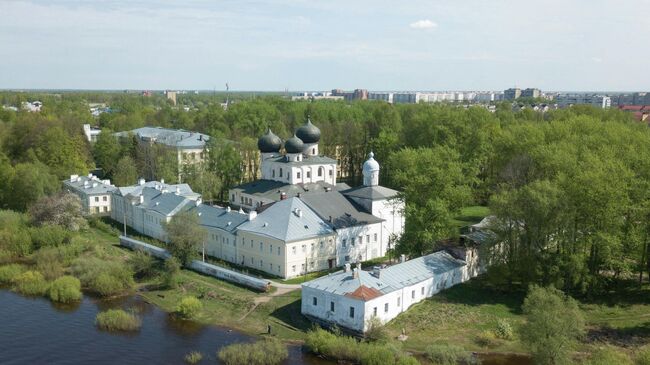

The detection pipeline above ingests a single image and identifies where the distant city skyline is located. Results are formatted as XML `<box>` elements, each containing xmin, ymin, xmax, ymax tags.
<box><xmin>1</xmin><ymin>0</ymin><xmax>649</xmax><ymax>91</ymax></box>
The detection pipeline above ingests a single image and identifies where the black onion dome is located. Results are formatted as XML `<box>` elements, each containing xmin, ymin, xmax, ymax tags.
<box><xmin>285</xmin><ymin>134</ymin><xmax>304</xmax><ymax>154</ymax></box>
<box><xmin>258</xmin><ymin>128</ymin><xmax>282</xmax><ymax>152</ymax></box>
<box><xmin>296</xmin><ymin>117</ymin><xmax>321</xmax><ymax>144</ymax></box>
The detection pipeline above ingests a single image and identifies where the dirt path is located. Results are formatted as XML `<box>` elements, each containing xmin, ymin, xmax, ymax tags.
<box><xmin>238</xmin><ymin>286</ymin><xmax>298</xmax><ymax>321</ymax></box>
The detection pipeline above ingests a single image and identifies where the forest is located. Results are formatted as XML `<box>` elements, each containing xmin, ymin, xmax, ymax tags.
<box><xmin>0</xmin><ymin>91</ymin><xmax>648</xmax><ymax>297</ymax></box>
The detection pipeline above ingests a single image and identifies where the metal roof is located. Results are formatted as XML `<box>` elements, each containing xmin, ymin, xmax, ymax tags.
<box><xmin>300</xmin><ymin>191</ymin><xmax>383</xmax><ymax>229</ymax></box>
<box><xmin>189</xmin><ymin>204</ymin><xmax>249</xmax><ymax>233</ymax></box>
<box><xmin>231</xmin><ymin>179</ymin><xmax>341</xmax><ymax>202</ymax></box>
<box><xmin>116</xmin><ymin>181</ymin><xmax>198</xmax><ymax>199</ymax></box>
<box><xmin>302</xmin><ymin>251</ymin><xmax>466</xmax><ymax>300</ymax></box>
<box><xmin>341</xmin><ymin>185</ymin><xmax>399</xmax><ymax>201</ymax></box>
<box><xmin>63</xmin><ymin>175</ymin><xmax>116</xmax><ymax>195</ymax></box>
<box><xmin>140</xmin><ymin>187</ymin><xmax>195</xmax><ymax>216</ymax></box>
<box><xmin>237</xmin><ymin>197</ymin><xmax>333</xmax><ymax>242</ymax></box>
<box><xmin>114</xmin><ymin>127</ymin><xmax>210</xmax><ymax>149</ymax></box>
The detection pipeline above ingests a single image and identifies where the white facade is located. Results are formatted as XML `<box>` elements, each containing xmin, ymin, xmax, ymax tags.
<box><xmin>63</xmin><ymin>174</ymin><xmax>115</xmax><ymax>216</ymax></box>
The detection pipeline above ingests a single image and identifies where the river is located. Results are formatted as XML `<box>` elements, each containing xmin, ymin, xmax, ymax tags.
<box><xmin>0</xmin><ymin>290</ymin><xmax>329</xmax><ymax>365</ymax></box>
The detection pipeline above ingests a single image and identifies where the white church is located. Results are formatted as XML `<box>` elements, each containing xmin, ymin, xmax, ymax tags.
<box><xmin>227</xmin><ymin>118</ymin><xmax>405</xmax><ymax>277</ymax></box>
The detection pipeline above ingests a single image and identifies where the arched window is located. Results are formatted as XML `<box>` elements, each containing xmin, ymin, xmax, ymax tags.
<box><xmin>318</xmin><ymin>167</ymin><xmax>324</xmax><ymax>177</ymax></box>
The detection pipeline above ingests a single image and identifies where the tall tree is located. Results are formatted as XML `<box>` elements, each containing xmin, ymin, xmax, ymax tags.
<box><xmin>162</xmin><ymin>210</ymin><xmax>207</xmax><ymax>265</ymax></box>
<box><xmin>113</xmin><ymin>155</ymin><xmax>138</xmax><ymax>186</ymax></box>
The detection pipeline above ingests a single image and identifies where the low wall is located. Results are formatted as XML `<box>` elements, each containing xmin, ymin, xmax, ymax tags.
<box><xmin>119</xmin><ymin>236</ymin><xmax>270</xmax><ymax>292</ymax></box>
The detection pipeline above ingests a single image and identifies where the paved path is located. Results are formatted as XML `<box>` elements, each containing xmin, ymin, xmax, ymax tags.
<box><xmin>268</xmin><ymin>280</ymin><xmax>301</xmax><ymax>290</ymax></box>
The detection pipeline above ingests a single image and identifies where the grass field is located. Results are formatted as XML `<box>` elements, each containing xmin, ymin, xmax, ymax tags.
<box><xmin>451</xmin><ymin>205</ymin><xmax>491</xmax><ymax>229</ymax></box>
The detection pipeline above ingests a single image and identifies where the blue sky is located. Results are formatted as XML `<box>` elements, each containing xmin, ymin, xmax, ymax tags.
<box><xmin>1</xmin><ymin>0</ymin><xmax>648</xmax><ymax>91</ymax></box>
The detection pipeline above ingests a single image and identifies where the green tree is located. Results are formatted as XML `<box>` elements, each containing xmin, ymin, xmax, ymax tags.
<box><xmin>9</xmin><ymin>162</ymin><xmax>60</xmax><ymax>211</ymax></box>
<box><xmin>93</xmin><ymin>129</ymin><xmax>122</xmax><ymax>176</ymax></box>
<box><xmin>162</xmin><ymin>210</ymin><xmax>206</xmax><ymax>265</ymax></box>
<box><xmin>29</xmin><ymin>192</ymin><xmax>87</xmax><ymax>231</ymax></box>
<box><xmin>113</xmin><ymin>155</ymin><xmax>138</xmax><ymax>186</ymax></box>
<box><xmin>206</xmin><ymin>139</ymin><xmax>242</xmax><ymax>202</ymax></box>
<box><xmin>520</xmin><ymin>286</ymin><xmax>585</xmax><ymax>365</ymax></box>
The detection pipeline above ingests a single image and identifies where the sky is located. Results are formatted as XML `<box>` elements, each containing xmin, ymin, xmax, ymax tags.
<box><xmin>1</xmin><ymin>0</ymin><xmax>649</xmax><ymax>91</ymax></box>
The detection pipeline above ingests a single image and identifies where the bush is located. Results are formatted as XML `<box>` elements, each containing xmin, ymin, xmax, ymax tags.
<box><xmin>0</xmin><ymin>264</ymin><xmax>26</xmax><ymax>284</ymax></box>
<box><xmin>218</xmin><ymin>339</ymin><xmax>288</xmax><ymax>365</ymax></box>
<box><xmin>475</xmin><ymin>330</ymin><xmax>499</xmax><ymax>348</ymax></box>
<box><xmin>49</xmin><ymin>275</ymin><xmax>82</xmax><ymax>303</ymax></box>
<box><xmin>88</xmin><ymin>218</ymin><xmax>119</xmax><ymax>235</ymax></box>
<box><xmin>586</xmin><ymin>347</ymin><xmax>632</xmax><ymax>365</ymax></box>
<box><xmin>162</xmin><ymin>257</ymin><xmax>181</xmax><ymax>288</ymax></box>
<box><xmin>29</xmin><ymin>192</ymin><xmax>87</xmax><ymax>232</ymax></box>
<box><xmin>72</xmin><ymin>257</ymin><xmax>134</xmax><ymax>296</ymax></box>
<box><xmin>128</xmin><ymin>250</ymin><xmax>157</xmax><ymax>280</ymax></box>
<box><xmin>494</xmin><ymin>319</ymin><xmax>514</xmax><ymax>340</ymax></box>
<box><xmin>176</xmin><ymin>296</ymin><xmax>202</xmax><ymax>319</ymax></box>
<box><xmin>0</xmin><ymin>227</ymin><xmax>33</xmax><ymax>258</ymax></box>
<box><xmin>425</xmin><ymin>344</ymin><xmax>475</xmax><ymax>365</ymax></box>
<box><xmin>184</xmin><ymin>351</ymin><xmax>203</xmax><ymax>364</ymax></box>
<box><xmin>396</xmin><ymin>356</ymin><xmax>421</xmax><ymax>365</ymax></box>
<box><xmin>29</xmin><ymin>225</ymin><xmax>71</xmax><ymax>249</ymax></box>
<box><xmin>95</xmin><ymin>309</ymin><xmax>141</xmax><ymax>331</ymax></box>
<box><xmin>34</xmin><ymin>247</ymin><xmax>65</xmax><ymax>280</ymax></box>
<box><xmin>12</xmin><ymin>270</ymin><xmax>49</xmax><ymax>296</ymax></box>
<box><xmin>636</xmin><ymin>345</ymin><xmax>650</xmax><ymax>365</ymax></box>
<box><xmin>365</xmin><ymin>316</ymin><xmax>389</xmax><ymax>342</ymax></box>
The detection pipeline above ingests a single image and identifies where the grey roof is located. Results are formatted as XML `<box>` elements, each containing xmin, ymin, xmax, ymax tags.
<box><xmin>190</xmin><ymin>204</ymin><xmax>249</xmax><ymax>234</ymax></box>
<box><xmin>380</xmin><ymin>251</ymin><xmax>466</xmax><ymax>289</ymax></box>
<box><xmin>140</xmin><ymin>187</ymin><xmax>195</xmax><ymax>216</ymax></box>
<box><xmin>302</xmin><ymin>251</ymin><xmax>466</xmax><ymax>298</ymax></box>
<box><xmin>265</xmin><ymin>154</ymin><xmax>337</xmax><ymax>166</ymax></box>
<box><xmin>341</xmin><ymin>185</ymin><xmax>400</xmax><ymax>201</ymax></box>
<box><xmin>63</xmin><ymin>175</ymin><xmax>116</xmax><ymax>195</ymax></box>
<box><xmin>116</xmin><ymin>181</ymin><xmax>198</xmax><ymax>200</ymax></box>
<box><xmin>461</xmin><ymin>230</ymin><xmax>497</xmax><ymax>245</ymax></box>
<box><xmin>231</xmin><ymin>179</ymin><xmax>341</xmax><ymax>202</ymax></box>
<box><xmin>302</xmin><ymin>269</ymin><xmax>394</xmax><ymax>296</ymax></box>
<box><xmin>114</xmin><ymin>127</ymin><xmax>210</xmax><ymax>149</ymax></box>
<box><xmin>300</xmin><ymin>191</ymin><xmax>383</xmax><ymax>229</ymax></box>
<box><xmin>237</xmin><ymin>197</ymin><xmax>333</xmax><ymax>242</ymax></box>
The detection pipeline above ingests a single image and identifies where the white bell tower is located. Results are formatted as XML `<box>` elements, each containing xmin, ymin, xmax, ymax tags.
<box><xmin>362</xmin><ymin>152</ymin><xmax>380</xmax><ymax>187</ymax></box>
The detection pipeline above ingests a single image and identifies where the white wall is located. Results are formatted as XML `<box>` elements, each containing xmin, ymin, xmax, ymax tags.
<box><xmin>336</xmin><ymin>222</ymin><xmax>382</xmax><ymax>264</ymax></box>
<box><xmin>302</xmin><ymin>286</ymin><xmax>366</xmax><ymax>332</ymax></box>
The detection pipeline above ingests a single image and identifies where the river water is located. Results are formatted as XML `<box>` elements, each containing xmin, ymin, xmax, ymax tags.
<box><xmin>0</xmin><ymin>289</ymin><xmax>530</xmax><ymax>365</ymax></box>
<box><xmin>0</xmin><ymin>290</ymin><xmax>328</xmax><ymax>365</ymax></box>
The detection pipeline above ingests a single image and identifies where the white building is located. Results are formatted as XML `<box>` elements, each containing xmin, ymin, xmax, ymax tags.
<box><xmin>557</xmin><ymin>94</ymin><xmax>611</xmax><ymax>108</ymax></box>
<box><xmin>63</xmin><ymin>174</ymin><xmax>116</xmax><ymax>216</ymax></box>
<box><xmin>83</xmin><ymin>124</ymin><xmax>102</xmax><ymax>143</ymax></box>
<box><xmin>301</xmin><ymin>251</ymin><xmax>475</xmax><ymax>333</ymax></box>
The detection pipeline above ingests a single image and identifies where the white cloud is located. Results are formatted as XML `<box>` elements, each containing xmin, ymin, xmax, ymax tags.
<box><xmin>409</xmin><ymin>19</ymin><xmax>437</xmax><ymax>29</ymax></box>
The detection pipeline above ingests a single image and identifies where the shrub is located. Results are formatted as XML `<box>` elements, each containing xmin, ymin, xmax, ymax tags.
<box><xmin>586</xmin><ymin>347</ymin><xmax>632</xmax><ymax>365</ymax></box>
<box><xmin>494</xmin><ymin>319</ymin><xmax>514</xmax><ymax>340</ymax></box>
<box><xmin>176</xmin><ymin>296</ymin><xmax>202</xmax><ymax>319</ymax></box>
<box><xmin>12</xmin><ymin>270</ymin><xmax>49</xmax><ymax>296</ymax></box>
<box><xmin>184</xmin><ymin>351</ymin><xmax>203</xmax><ymax>364</ymax></box>
<box><xmin>49</xmin><ymin>275</ymin><xmax>82</xmax><ymax>303</ymax></box>
<box><xmin>0</xmin><ymin>264</ymin><xmax>26</xmax><ymax>284</ymax></box>
<box><xmin>425</xmin><ymin>344</ymin><xmax>474</xmax><ymax>365</ymax></box>
<box><xmin>88</xmin><ymin>218</ymin><xmax>119</xmax><ymax>235</ymax></box>
<box><xmin>34</xmin><ymin>247</ymin><xmax>65</xmax><ymax>280</ymax></box>
<box><xmin>95</xmin><ymin>309</ymin><xmax>141</xmax><ymax>331</ymax></box>
<box><xmin>636</xmin><ymin>345</ymin><xmax>650</xmax><ymax>365</ymax></box>
<box><xmin>128</xmin><ymin>250</ymin><xmax>157</xmax><ymax>280</ymax></box>
<box><xmin>218</xmin><ymin>339</ymin><xmax>288</xmax><ymax>365</ymax></box>
<box><xmin>396</xmin><ymin>356</ymin><xmax>421</xmax><ymax>365</ymax></box>
<box><xmin>29</xmin><ymin>225</ymin><xmax>71</xmax><ymax>249</ymax></box>
<box><xmin>162</xmin><ymin>257</ymin><xmax>181</xmax><ymax>288</ymax></box>
<box><xmin>72</xmin><ymin>257</ymin><xmax>134</xmax><ymax>296</ymax></box>
<box><xmin>365</xmin><ymin>316</ymin><xmax>389</xmax><ymax>342</ymax></box>
<box><xmin>475</xmin><ymin>330</ymin><xmax>499</xmax><ymax>348</ymax></box>
<box><xmin>0</xmin><ymin>227</ymin><xmax>33</xmax><ymax>258</ymax></box>
<box><xmin>29</xmin><ymin>192</ymin><xmax>87</xmax><ymax>232</ymax></box>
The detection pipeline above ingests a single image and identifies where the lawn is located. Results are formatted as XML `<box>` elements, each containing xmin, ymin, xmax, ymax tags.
<box><xmin>452</xmin><ymin>205</ymin><xmax>491</xmax><ymax>229</ymax></box>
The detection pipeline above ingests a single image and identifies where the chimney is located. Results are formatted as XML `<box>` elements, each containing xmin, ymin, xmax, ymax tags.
<box><xmin>160</xmin><ymin>178</ymin><xmax>165</xmax><ymax>184</ymax></box>
<box><xmin>70</xmin><ymin>174</ymin><xmax>78</xmax><ymax>182</ymax></box>
<box><xmin>195</xmin><ymin>197</ymin><xmax>202</xmax><ymax>206</ymax></box>
<box><xmin>226</xmin><ymin>206</ymin><xmax>231</xmax><ymax>213</ymax></box>
<box><xmin>325</xmin><ymin>187</ymin><xmax>331</xmax><ymax>192</ymax></box>
<box><xmin>280</xmin><ymin>192</ymin><xmax>287</xmax><ymax>200</ymax></box>
<box><xmin>175</xmin><ymin>186</ymin><xmax>180</xmax><ymax>194</ymax></box>
<box><xmin>400</xmin><ymin>254</ymin><xmax>406</xmax><ymax>263</ymax></box>
<box><xmin>372</xmin><ymin>266</ymin><xmax>381</xmax><ymax>279</ymax></box>
<box><xmin>344</xmin><ymin>263</ymin><xmax>351</xmax><ymax>273</ymax></box>
<box><xmin>199</xmin><ymin>135</ymin><xmax>203</xmax><ymax>141</ymax></box>
<box><xmin>297</xmin><ymin>192</ymin><xmax>302</xmax><ymax>198</ymax></box>
<box><xmin>139</xmin><ymin>195</ymin><xmax>144</xmax><ymax>204</ymax></box>
<box><xmin>248</xmin><ymin>210</ymin><xmax>257</xmax><ymax>221</ymax></box>
<box><xmin>328</xmin><ymin>215</ymin><xmax>332</xmax><ymax>222</ymax></box>
<box><xmin>138</xmin><ymin>178</ymin><xmax>145</xmax><ymax>186</ymax></box>
<box><xmin>356</xmin><ymin>262</ymin><xmax>362</xmax><ymax>271</ymax></box>
<box><xmin>352</xmin><ymin>268</ymin><xmax>359</xmax><ymax>279</ymax></box>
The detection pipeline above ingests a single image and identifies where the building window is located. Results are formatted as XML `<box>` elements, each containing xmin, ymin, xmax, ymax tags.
<box><xmin>366</xmin><ymin>235</ymin><xmax>370</xmax><ymax>243</ymax></box>
<box><xmin>270</xmin><ymin>263</ymin><xmax>273</xmax><ymax>270</ymax></box>
<box><xmin>330</xmin><ymin>301</ymin><xmax>335</xmax><ymax>312</ymax></box>
<box><xmin>103</xmin><ymin>196</ymin><xmax>108</xmax><ymax>202</ymax></box>
<box><xmin>272</xmin><ymin>170</ymin><xmax>275</xmax><ymax>178</ymax></box>
<box><xmin>306</xmin><ymin>171</ymin><xmax>311</xmax><ymax>178</ymax></box>
<box><xmin>351</xmin><ymin>238</ymin><xmax>355</xmax><ymax>246</ymax></box>
<box><xmin>373</xmin><ymin>307</ymin><xmax>377</xmax><ymax>316</ymax></box>
<box><xmin>260</xmin><ymin>259</ymin><xmax>263</xmax><ymax>267</ymax></box>
<box><xmin>329</xmin><ymin>170</ymin><xmax>332</xmax><ymax>176</ymax></box>
<box><xmin>280</xmin><ymin>168</ymin><xmax>283</xmax><ymax>177</ymax></box>
<box><xmin>250</xmin><ymin>257</ymin><xmax>254</xmax><ymax>264</ymax></box>
<box><xmin>250</xmin><ymin>240</ymin><xmax>254</xmax><ymax>248</ymax></box>
<box><xmin>384</xmin><ymin>303</ymin><xmax>389</xmax><ymax>313</ymax></box>
<box><xmin>270</xmin><ymin>244</ymin><xmax>273</xmax><ymax>253</ymax></box>
<box><xmin>397</xmin><ymin>297</ymin><xmax>401</xmax><ymax>307</ymax></box>
<box><xmin>260</xmin><ymin>242</ymin><xmax>263</xmax><ymax>251</ymax></box>
<box><xmin>292</xmin><ymin>246</ymin><xmax>296</xmax><ymax>255</ymax></box>
<box><xmin>313</xmin><ymin>297</ymin><xmax>318</xmax><ymax>306</ymax></box>
<box><xmin>342</xmin><ymin>239</ymin><xmax>347</xmax><ymax>248</ymax></box>
<box><xmin>344</xmin><ymin>255</ymin><xmax>350</xmax><ymax>262</ymax></box>
<box><xmin>374</xmin><ymin>233</ymin><xmax>378</xmax><ymax>242</ymax></box>
<box><xmin>301</xmin><ymin>263</ymin><xmax>305</xmax><ymax>273</ymax></box>
<box><xmin>412</xmin><ymin>290</ymin><xmax>415</xmax><ymax>299</ymax></box>
<box><xmin>320</xmin><ymin>241</ymin><xmax>324</xmax><ymax>248</ymax></box>
<box><xmin>297</xmin><ymin>172</ymin><xmax>301</xmax><ymax>179</ymax></box>
<box><xmin>277</xmin><ymin>247</ymin><xmax>281</xmax><ymax>255</ymax></box>
<box><xmin>301</xmin><ymin>244</ymin><xmax>306</xmax><ymax>253</ymax></box>
<box><xmin>94</xmin><ymin>197</ymin><xmax>99</xmax><ymax>202</ymax></box>
<box><xmin>421</xmin><ymin>287</ymin><xmax>425</xmax><ymax>295</ymax></box>
<box><xmin>103</xmin><ymin>206</ymin><xmax>108</xmax><ymax>212</ymax></box>
<box><xmin>231</xmin><ymin>194</ymin><xmax>235</xmax><ymax>202</ymax></box>
<box><xmin>349</xmin><ymin>307</ymin><xmax>355</xmax><ymax>318</ymax></box>
<box><xmin>292</xmin><ymin>265</ymin><xmax>296</xmax><ymax>272</ymax></box>
<box><xmin>318</xmin><ymin>168</ymin><xmax>323</xmax><ymax>177</ymax></box>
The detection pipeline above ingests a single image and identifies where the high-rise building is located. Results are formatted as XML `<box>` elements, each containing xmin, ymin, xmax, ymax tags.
<box><xmin>504</xmin><ymin>88</ymin><xmax>522</xmax><ymax>100</ymax></box>
<box><xmin>521</xmin><ymin>88</ymin><xmax>541</xmax><ymax>98</ymax></box>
